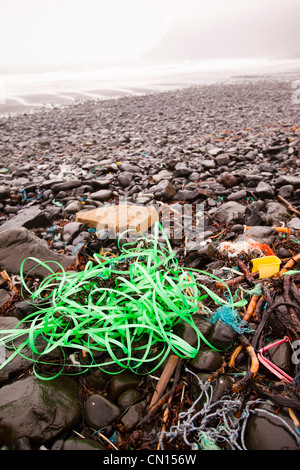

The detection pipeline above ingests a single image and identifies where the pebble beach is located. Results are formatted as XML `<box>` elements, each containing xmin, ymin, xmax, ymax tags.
<box><xmin>0</xmin><ymin>73</ymin><xmax>300</xmax><ymax>452</ymax></box>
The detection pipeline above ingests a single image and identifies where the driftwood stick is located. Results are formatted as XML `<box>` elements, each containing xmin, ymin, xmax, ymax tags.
<box><xmin>277</xmin><ymin>195</ymin><xmax>300</xmax><ymax>217</ymax></box>
<box><xmin>149</xmin><ymin>355</ymin><xmax>179</xmax><ymax>409</ymax></box>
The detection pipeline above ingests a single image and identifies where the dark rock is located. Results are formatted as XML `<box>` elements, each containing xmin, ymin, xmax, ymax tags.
<box><xmin>8</xmin><ymin>436</ymin><xmax>32</xmax><ymax>450</ymax></box>
<box><xmin>0</xmin><ymin>227</ymin><xmax>72</xmax><ymax>276</ymax></box>
<box><xmin>51</xmin><ymin>180</ymin><xmax>82</xmax><ymax>192</ymax></box>
<box><xmin>0</xmin><ymin>289</ymin><xmax>10</xmax><ymax>308</ymax></box>
<box><xmin>83</xmin><ymin>394</ymin><xmax>121</xmax><ymax>430</ymax></box>
<box><xmin>214</xmin><ymin>201</ymin><xmax>246</xmax><ymax>223</ymax></box>
<box><xmin>63</xmin><ymin>200</ymin><xmax>85</xmax><ymax>214</ymax></box>
<box><xmin>255</xmin><ymin>181</ymin><xmax>274</xmax><ymax>199</ymax></box>
<box><xmin>0</xmin><ymin>206</ymin><xmax>50</xmax><ymax>232</ymax></box>
<box><xmin>14</xmin><ymin>300</ymin><xmax>44</xmax><ymax>319</ymax></box>
<box><xmin>216</xmin><ymin>172</ymin><xmax>238</xmax><ymax>188</ymax></box>
<box><xmin>121</xmin><ymin>400</ymin><xmax>146</xmax><ymax>431</ymax></box>
<box><xmin>244</xmin><ymin>404</ymin><xmax>299</xmax><ymax>450</ymax></box>
<box><xmin>0</xmin><ymin>186</ymin><xmax>10</xmax><ymax>200</ymax></box>
<box><xmin>277</xmin><ymin>185</ymin><xmax>294</xmax><ymax>199</ymax></box>
<box><xmin>117</xmin><ymin>389</ymin><xmax>142</xmax><ymax>410</ymax></box>
<box><xmin>109</xmin><ymin>373</ymin><xmax>141</xmax><ymax>402</ymax></box>
<box><xmin>173</xmin><ymin>317</ymin><xmax>214</xmax><ymax>349</ymax></box>
<box><xmin>90</xmin><ymin>189</ymin><xmax>113</xmax><ymax>201</ymax></box>
<box><xmin>215</xmin><ymin>153</ymin><xmax>230</xmax><ymax>166</ymax></box>
<box><xmin>190</xmin><ymin>347</ymin><xmax>222</xmax><ymax>371</ymax></box>
<box><xmin>117</xmin><ymin>172</ymin><xmax>133</xmax><ymax>187</ymax></box>
<box><xmin>207</xmin><ymin>319</ymin><xmax>236</xmax><ymax>349</ymax></box>
<box><xmin>150</xmin><ymin>180</ymin><xmax>176</xmax><ymax>201</ymax></box>
<box><xmin>0</xmin><ymin>376</ymin><xmax>81</xmax><ymax>446</ymax></box>
<box><xmin>227</xmin><ymin>190</ymin><xmax>247</xmax><ymax>201</ymax></box>
<box><xmin>263</xmin><ymin>338</ymin><xmax>294</xmax><ymax>378</ymax></box>
<box><xmin>62</xmin><ymin>221</ymin><xmax>85</xmax><ymax>243</ymax></box>
<box><xmin>191</xmin><ymin>373</ymin><xmax>234</xmax><ymax>409</ymax></box>
<box><xmin>84</xmin><ymin>369</ymin><xmax>111</xmax><ymax>390</ymax></box>
<box><xmin>62</xmin><ymin>438</ymin><xmax>105</xmax><ymax>450</ymax></box>
<box><xmin>237</xmin><ymin>225</ymin><xmax>277</xmax><ymax>245</ymax></box>
<box><xmin>244</xmin><ymin>203</ymin><xmax>264</xmax><ymax>226</ymax></box>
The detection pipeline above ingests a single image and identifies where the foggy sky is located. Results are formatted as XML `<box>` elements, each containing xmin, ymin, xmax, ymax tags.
<box><xmin>0</xmin><ymin>0</ymin><xmax>299</xmax><ymax>68</ymax></box>
<box><xmin>145</xmin><ymin>0</ymin><xmax>300</xmax><ymax>60</ymax></box>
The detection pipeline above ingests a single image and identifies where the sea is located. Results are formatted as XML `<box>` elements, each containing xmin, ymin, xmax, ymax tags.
<box><xmin>0</xmin><ymin>57</ymin><xmax>300</xmax><ymax>117</ymax></box>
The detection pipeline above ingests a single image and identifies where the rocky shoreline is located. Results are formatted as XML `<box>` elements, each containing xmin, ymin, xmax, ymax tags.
<box><xmin>0</xmin><ymin>76</ymin><xmax>300</xmax><ymax>451</ymax></box>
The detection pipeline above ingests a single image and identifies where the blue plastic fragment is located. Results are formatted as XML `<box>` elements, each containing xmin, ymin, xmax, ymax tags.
<box><xmin>209</xmin><ymin>305</ymin><xmax>250</xmax><ymax>334</ymax></box>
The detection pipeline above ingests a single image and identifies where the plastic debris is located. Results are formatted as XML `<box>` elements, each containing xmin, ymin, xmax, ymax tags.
<box><xmin>159</xmin><ymin>368</ymin><xmax>300</xmax><ymax>450</ymax></box>
<box><xmin>209</xmin><ymin>305</ymin><xmax>252</xmax><ymax>334</ymax></box>
<box><xmin>218</xmin><ymin>237</ymin><xmax>275</xmax><ymax>258</ymax></box>
<box><xmin>0</xmin><ymin>222</ymin><xmax>242</xmax><ymax>380</ymax></box>
<box><xmin>251</xmin><ymin>255</ymin><xmax>281</xmax><ymax>279</ymax></box>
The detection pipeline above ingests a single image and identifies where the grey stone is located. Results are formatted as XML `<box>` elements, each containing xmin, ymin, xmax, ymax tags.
<box><xmin>202</xmin><ymin>159</ymin><xmax>216</xmax><ymax>169</ymax></box>
<box><xmin>152</xmin><ymin>169</ymin><xmax>173</xmax><ymax>182</ymax></box>
<box><xmin>215</xmin><ymin>153</ymin><xmax>230</xmax><ymax>166</ymax></box>
<box><xmin>276</xmin><ymin>175</ymin><xmax>300</xmax><ymax>189</ymax></box>
<box><xmin>151</xmin><ymin>179</ymin><xmax>176</xmax><ymax>201</ymax></box>
<box><xmin>208</xmin><ymin>148</ymin><xmax>223</xmax><ymax>156</ymax></box>
<box><xmin>63</xmin><ymin>200</ymin><xmax>85</xmax><ymax>214</ymax></box>
<box><xmin>278</xmin><ymin>184</ymin><xmax>294</xmax><ymax>199</ymax></box>
<box><xmin>0</xmin><ymin>227</ymin><xmax>72</xmax><ymax>276</ymax></box>
<box><xmin>118</xmin><ymin>162</ymin><xmax>140</xmax><ymax>173</ymax></box>
<box><xmin>0</xmin><ymin>186</ymin><xmax>10</xmax><ymax>200</ymax></box>
<box><xmin>216</xmin><ymin>172</ymin><xmax>238</xmax><ymax>188</ymax></box>
<box><xmin>266</xmin><ymin>202</ymin><xmax>289</xmax><ymax>225</ymax></box>
<box><xmin>214</xmin><ymin>201</ymin><xmax>246</xmax><ymax>223</ymax></box>
<box><xmin>0</xmin><ymin>289</ymin><xmax>10</xmax><ymax>308</ymax></box>
<box><xmin>288</xmin><ymin>217</ymin><xmax>300</xmax><ymax>231</ymax></box>
<box><xmin>62</xmin><ymin>221</ymin><xmax>85</xmax><ymax>243</ymax></box>
<box><xmin>173</xmin><ymin>162</ymin><xmax>192</xmax><ymax>177</ymax></box>
<box><xmin>0</xmin><ymin>206</ymin><xmax>50</xmax><ymax>232</ymax></box>
<box><xmin>237</xmin><ymin>226</ymin><xmax>277</xmax><ymax>245</ymax></box>
<box><xmin>51</xmin><ymin>180</ymin><xmax>82</xmax><ymax>192</ymax></box>
<box><xmin>255</xmin><ymin>181</ymin><xmax>274</xmax><ymax>199</ymax></box>
<box><xmin>189</xmin><ymin>172</ymin><xmax>200</xmax><ymax>182</ymax></box>
<box><xmin>117</xmin><ymin>172</ymin><xmax>133</xmax><ymax>187</ymax></box>
<box><xmin>90</xmin><ymin>189</ymin><xmax>113</xmax><ymax>201</ymax></box>
<box><xmin>227</xmin><ymin>190</ymin><xmax>247</xmax><ymax>201</ymax></box>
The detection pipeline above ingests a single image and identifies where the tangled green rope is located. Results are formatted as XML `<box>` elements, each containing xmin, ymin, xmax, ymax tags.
<box><xmin>0</xmin><ymin>222</ymin><xmax>246</xmax><ymax>380</ymax></box>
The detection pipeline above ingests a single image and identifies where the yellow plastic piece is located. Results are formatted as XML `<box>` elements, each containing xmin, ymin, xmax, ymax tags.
<box><xmin>251</xmin><ymin>256</ymin><xmax>281</xmax><ymax>279</ymax></box>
